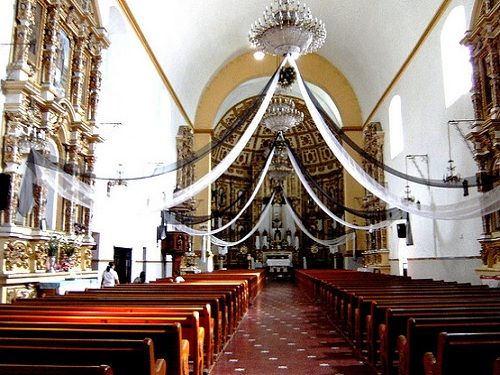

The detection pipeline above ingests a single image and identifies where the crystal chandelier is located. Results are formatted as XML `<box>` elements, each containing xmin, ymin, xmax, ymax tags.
<box><xmin>262</xmin><ymin>96</ymin><xmax>304</xmax><ymax>133</ymax></box>
<box><xmin>268</xmin><ymin>140</ymin><xmax>292</xmax><ymax>182</ymax></box>
<box><xmin>249</xmin><ymin>0</ymin><xmax>327</xmax><ymax>57</ymax></box>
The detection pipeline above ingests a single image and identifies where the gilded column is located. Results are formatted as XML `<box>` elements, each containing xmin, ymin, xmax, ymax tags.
<box><xmin>88</xmin><ymin>54</ymin><xmax>102</xmax><ymax>121</ymax></box>
<box><xmin>71</xmin><ymin>35</ymin><xmax>86</xmax><ymax>112</ymax></box>
<box><xmin>8</xmin><ymin>0</ymin><xmax>36</xmax><ymax>80</ymax></box>
<box><xmin>1</xmin><ymin>114</ymin><xmax>24</xmax><ymax>225</ymax></box>
<box><xmin>41</xmin><ymin>4</ymin><xmax>59</xmax><ymax>88</ymax></box>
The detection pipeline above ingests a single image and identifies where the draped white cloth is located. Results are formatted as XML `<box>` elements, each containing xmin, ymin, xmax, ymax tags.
<box><xmin>287</xmin><ymin>147</ymin><xmax>397</xmax><ymax>231</ymax></box>
<box><xmin>282</xmin><ymin>192</ymin><xmax>353</xmax><ymax>246</ymax></box>
<box><xmin>35</xmin><ymin>163</ymin><xmax>95</xmax><ymax>208</ymax></box>
<box><xmin>18</xmin><ymin>151</ymin><xmax>94</xmax><ymax>217</ymax></box>
<box><xmin>172</xmin><ymin>147</ymin><xmax>275</xmax><ymax>236</ymax></box>
<box><xmin>161</xmin><ymin>56</ymin><xmax>291</xmax><ymax>210</ymax></box>
<box><xmin>210</xmin><ymin>193</ymin><xmax>275</xmax><ymax>247</ymax></box>
<box><xmin>289</xmin><ymin>58</ymin><xmax>500</xmax><ymax>220</ymax></box>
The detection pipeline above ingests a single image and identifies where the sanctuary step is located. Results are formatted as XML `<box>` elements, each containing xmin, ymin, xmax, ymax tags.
<box><xmin>210</xmin><ymin>280</ymin><xmax>376</xmax><ymax>375</ymax></box>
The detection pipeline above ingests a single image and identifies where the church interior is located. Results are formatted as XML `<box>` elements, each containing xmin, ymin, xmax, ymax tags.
<box><xmin>0</xmin><ymin>0</ymin><xmax>498</xmax><ymax>374</ymax></box>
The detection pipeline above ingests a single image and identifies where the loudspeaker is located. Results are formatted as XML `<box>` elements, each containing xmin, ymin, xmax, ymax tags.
<box><xmin>0</xmin><ymin>173</ymin><xmax>11</xmax><ymax>211</ymax></box>
<box><xmin>396</xmin><ymin>223</ymin><xmax>406</xmax><ymax>238</ymax></box>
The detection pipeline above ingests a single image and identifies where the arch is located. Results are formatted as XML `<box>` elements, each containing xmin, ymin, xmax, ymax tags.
<box><xmin>194</xmin><ymin>52</ymin><xmax>362</xmax><ymax>130</ymax></box>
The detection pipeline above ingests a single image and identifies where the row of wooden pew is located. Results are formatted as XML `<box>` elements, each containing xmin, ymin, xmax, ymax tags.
<box><xmin>0</xmin><ymin>269</ymin><xmax>266</xmax><ymax>375</ymax></box>
<box><xmin>295</xmin><ymin>269</ymin><xmax>500</xmax><ymax>375</ymax></box>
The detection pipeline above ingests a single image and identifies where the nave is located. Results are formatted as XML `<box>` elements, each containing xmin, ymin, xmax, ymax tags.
<box><xmin>211</xmin><ymin>280</ymin><xmax>376</xmax><ymax>375</ymax></box>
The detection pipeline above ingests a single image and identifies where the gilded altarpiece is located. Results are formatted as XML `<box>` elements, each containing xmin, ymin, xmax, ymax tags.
<box><xmin>462</xmin><ymin>0</ymin><xmax>500</xmax><ymax>283</ymax></box>
<box><xmin>360</xmin><ymin>122</ymin><xmax>390</xmax><ymax>273</ymax></box>
<box><xmin>0</xmin><ymin>0</ymin><xmax>108</xmax><ymax>302</ymax></box>
<box><xmin>211</xmin><ymin>96</ymin><xmax>345</xmax><ymax>269</ymax></box>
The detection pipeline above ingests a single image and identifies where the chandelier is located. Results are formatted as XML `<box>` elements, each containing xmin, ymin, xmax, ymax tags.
<box><xmin>249</xmin><ymin>0</ymin><xmax>327</xmax><ymax>57</ymax></box>
<box><xmin>262</xmin><ymin>96</ymin><xmax>304</xmax><ymax>133</ymax></box>
<box><xmin>106</xmin><ymin>164</ymin><xmax>128</xmax><ymax>197</ymax></box>
<box><xmin>268</xmin><ymin>140</ymin><xmax>292</xmax><ymax>182</ymax></box>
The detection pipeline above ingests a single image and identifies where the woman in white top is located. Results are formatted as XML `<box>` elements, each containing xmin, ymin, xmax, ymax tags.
<box><xmin>101</xmin><ymin>262</ymin><xmax>119</xmax><ymax>287</ymax></box>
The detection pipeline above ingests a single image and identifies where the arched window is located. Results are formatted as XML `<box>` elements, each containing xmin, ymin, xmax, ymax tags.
<box><xmin>440</xmin><ymin>5</ymin><xmax>472</xmax><ymax>107</ymax></box>
<box><xmin>389</xmin><ymin>95</ymin><xmax>404</xmax><ymax>159</ymax></box>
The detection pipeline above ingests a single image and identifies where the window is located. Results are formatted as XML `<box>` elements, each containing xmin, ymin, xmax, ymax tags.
<box><xmin>389</xmin><ymin>95</ymin><xmax>404</xmax><ymax>159</ymax></box>
<box><xmin>440</xmin><ymin>6</ymin><xmax>473</xmax><ymax>107</ymax></box>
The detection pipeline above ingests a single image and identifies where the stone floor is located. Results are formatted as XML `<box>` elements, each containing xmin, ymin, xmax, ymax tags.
<box><xmin>210</xmin><ymin>280</ymin><xmax>377</xmax><ymax>374</ymax></box>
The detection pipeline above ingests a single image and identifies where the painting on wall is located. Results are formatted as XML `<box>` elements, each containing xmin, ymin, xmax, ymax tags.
<box><xmin>27</xmin><ymin>1</ymin><xmax>43</xmax><ymax>66</ymax></box>
<box><xmin>54</xmin><ymin>29</ymin><xmax>71</xmax><ymax>96</ymax></box>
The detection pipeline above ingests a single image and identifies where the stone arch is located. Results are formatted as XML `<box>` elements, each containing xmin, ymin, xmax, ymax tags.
<box><xmin>194</xmin><ymin>51</ymin><xmax>362</xmax><ymax>130</ymax></box>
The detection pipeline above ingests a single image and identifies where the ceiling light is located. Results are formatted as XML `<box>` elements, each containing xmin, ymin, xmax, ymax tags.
<box><xmin>262</xmin><ymin>95</ymin><xmax>304</xmax><ymax>133</ymax></box>
<box><xmin>249</xmin><ymin>0</ymin><xmax>327</xmax><ymax>57</ymax></box>
<box><xmin>253</xmin><ymin>50</ymin><xmax>265</xmax><ymax>60</ymax></box>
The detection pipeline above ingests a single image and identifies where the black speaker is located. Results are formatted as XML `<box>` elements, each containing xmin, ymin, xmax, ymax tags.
<box><xmin>396</xmin><ymin>223</ymin><xmax>406</xmax><ymax>238</ymax></box>
<box><xmin>0</xmin><ymin>173</ymin><xmax>11</xmax><ymax>211</ymax></box>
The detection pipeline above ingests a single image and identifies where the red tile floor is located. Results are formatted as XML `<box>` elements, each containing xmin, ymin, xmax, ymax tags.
<box><xmin>210</xmin><ymin>280</ymin><xmax>378</xmax><ymax>375</ymax></box>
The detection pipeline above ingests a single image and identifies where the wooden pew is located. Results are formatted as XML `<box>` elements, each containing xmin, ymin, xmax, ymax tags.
<box><xmin>423</xmin><ymin>332</ymin><xmax>500</xmax><ymax>375</ymax></box>
<box><xmin>0</xmin><ymin>337</ymin><xmax>166</xmax><ymax>375</ymax></box>
<box><xmin>364</xmin><ymin>297</ymin><xmax>500</xmax><ymax>358</ymax></box>
<box><xmin>0</xmin><ymin>364</ymin><xmax>113</xmax><ymax>375</ymax></box>
<box><xmin>0</xmin><ymin>321</ymin><xmax>188</xmax><ymax>375</ymax></box>
<box><xmin>65</xmin><ymin>288</ymin><xmax>232</xmax><ymax>340</ymax></box>
<box><xmin>397</xmin><ymin>316</ymin><xmax>500</xmax><ymax>375</ymax></box>
<box><xmin>2</xmin><ymin>303</ymin><xmax>212</xmax><ymax>370</ymax></box>
<box><xmin>17</xmin><ymin>294</ymin><xmax>225</xmax><ymax>355</ymax></box>
<box><xmin>376</xmin><ymin>306</ymin><xmax>500</xmax><ymax>375</ymax></box>
<box><xmin>0</xmin><ymin>312</ymin><xmax>203</xmax><ymax>375</ymax></box>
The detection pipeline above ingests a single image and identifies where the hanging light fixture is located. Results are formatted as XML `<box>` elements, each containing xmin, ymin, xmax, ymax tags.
<box><xmin>262</xmin><ymin>95</ymin><xmax>304</xmax><ymax>133</ymax></box>
<box><xmin>268</xmin><ymin>137</ymin><xmax>293</xmax><ymax>182</ymax></box>
<box><xmin>107</xmin><ymin>163</ymin><xmax>128</xmax><ymax>197</ymax></box>
<box><xmin>249</xmin><ymin>0</ymin><xmax>327</xmax><ymax>57</ymax></box>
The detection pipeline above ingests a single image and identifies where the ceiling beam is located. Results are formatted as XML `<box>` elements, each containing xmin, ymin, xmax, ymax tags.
<box><xmin>116</xmin><ymin>0</ymin><xmax>194</xmax><ymax>129</ymax></box>
<box><xmin>363</xmin><ymin>0</ymin><xmax>453</xmax><ymax>127</ymax></box>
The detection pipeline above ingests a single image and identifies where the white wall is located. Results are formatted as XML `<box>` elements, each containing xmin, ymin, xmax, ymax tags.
<box><xmin>92</xmin><ymin>1</ymin><xmax>179</xmax><ymax>282</ymax></box>
<box><xmin>373</xmin><ymin>0</ymin><xmax>482</xmax><ymax>284</ymax></box>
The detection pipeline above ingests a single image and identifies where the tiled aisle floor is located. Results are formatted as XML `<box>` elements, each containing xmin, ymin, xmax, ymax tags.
<box><xmin>210</xmin><ymin>280</ymin><xmax>378</xmax><ymax>375</ymax></box>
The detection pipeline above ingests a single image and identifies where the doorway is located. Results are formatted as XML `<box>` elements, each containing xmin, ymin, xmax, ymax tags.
<box><xmin>113</xmin><ymin>247</ymin><xmax>132</xmax><ymax>284</ymax></box>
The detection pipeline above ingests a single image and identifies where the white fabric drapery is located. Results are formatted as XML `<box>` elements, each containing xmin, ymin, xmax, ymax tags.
<box><xmin>210</xmin><ymin>193</ymin><xmax>275</xmax><ymax>247</ymax></box>
<box><xmin>171</xmin><ymin>147</ymin><xmax>275</xmax><ymax>236</ymax></box>
<box><xmin>161</xmin><ymin>56</ymin><xmax>291</xmax><ymax>210</ymax></box>
<box><xmin>287</xmin><ymin>147</ymin><xmax>397</xmax><ymax>231</ymax></box>
<box><xmin>282</xmin><ymin>192</ymin><xmax>353</xmax><ymax>247</ymax></box>
<box><xmin>289</xmin><ymin>58</ymin><xmax>500</xmax><ymax>220</ymax></box>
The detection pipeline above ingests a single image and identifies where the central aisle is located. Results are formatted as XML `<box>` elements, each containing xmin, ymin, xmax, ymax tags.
<box><xmin>210</xmin><ymin>280</ymin><xmax>377</xmax><ymax>375</ymax></box>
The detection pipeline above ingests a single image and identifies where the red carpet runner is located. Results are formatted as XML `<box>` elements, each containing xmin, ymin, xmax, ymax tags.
<box><xmin>210</xmin><ymin>280</ymin><xmax>377</xmax><ymax>374</ymax></box>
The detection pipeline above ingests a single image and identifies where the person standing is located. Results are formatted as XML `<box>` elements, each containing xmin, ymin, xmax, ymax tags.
<box><xmin>101</xmin><ymin>262</ymin><xmax>119</xmax><ymax>287</ymax></box>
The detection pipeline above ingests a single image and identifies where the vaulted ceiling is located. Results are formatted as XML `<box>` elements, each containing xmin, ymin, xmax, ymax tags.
<box><xmin>107</xmin><ymin>0</ymin><xmax>446</xmax><ymax>127</ymax></box>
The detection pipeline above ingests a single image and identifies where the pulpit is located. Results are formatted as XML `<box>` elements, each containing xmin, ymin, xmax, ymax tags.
<box><xmin>161</xmin><ymin>231</ymin><xmax>190</xmax><ymax>276</ymax></box>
